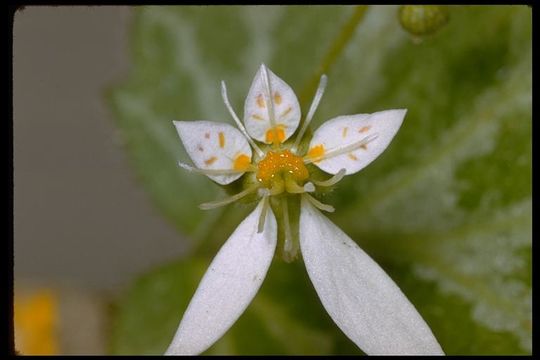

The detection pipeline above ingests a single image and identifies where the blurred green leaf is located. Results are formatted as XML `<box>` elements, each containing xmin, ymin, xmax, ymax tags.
<box><xmin>108</xmin><ymin>5</ymin><xmax>531</xmax><ymax>355</ymax></box>
<box><xmin>110</xmin><ymin>258</ymin><xmax>361</xmax><ymax>355</ymax></box>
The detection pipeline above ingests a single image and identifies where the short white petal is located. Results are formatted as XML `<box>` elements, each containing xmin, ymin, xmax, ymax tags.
<box><xmin>307</xmin><ymin>109</ymin><xmax>406</xmax><ymax>175</ymax></box>
<box><xmin>299</xmin><ymin>199</ymin><xmax>443</xmax><ymax>355</ymax></box>
<box><xmin>173</xmin><ymin>120</ymin><xmax>252</xmax><ymax>185</ymax></box>
<box><xmin>243</xmin><ymin>65</ymin><xmax>301</xmax><ymax>144</ymax></box>
<box><xmin>165</xmin><ymin>200</ymin><xmax>277</xmax><ymax>355</ymax></box>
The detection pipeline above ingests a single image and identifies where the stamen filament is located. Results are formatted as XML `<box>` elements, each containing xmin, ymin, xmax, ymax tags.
<box><xmin>260</xmin><ymin>64</ymin><xmax>280</xmax><ymax>148</ymax></box>
<box><xmin>281</xmin><ymin>197</ymin><xmax>293</xmax><ymax>253</ymax></box>
<box><xmin>284</xmin><ymin>174</ymin><xmax>315</xmax><ymax>194</ymax></box>
<box><xmin>284</xmin><ymin>178</ymin><xmax>306</xmax><ymax>194</ymax></box>
<box><xmin>292</xmin><ymin>74</ymin><xmax>328</xmax><ymax>153</ymax></box>
<box><xmin>303</xmin><ymin>193</ymin><xmax>335</xmax><ymax>213</ymax></box>
<box><xmin>257</xmin><ymin>196</ymin><xmax>270</xmax><ymax>233</ymax></box>
<box><xmin>178</xmin><ymin>162</ymin><xmax>255</xmax><ymax>175</ymax></box>
<box><xmin>311</xmin><ymin>168</ymin><xmax>347</xmax><ymax>187</ymax></box>
<box><xmin>199</xmin><ymin>184</ymin><xmax>260</xmax><ymax>210</ymax></box>
<box><xmin>221</xmin><ymin>81</ymin><xmax>264</xmax><ymax>158</ymax></box>
<box><xmin>304</xmin><ymin>133</ymin><xmax>378</xmax><ymax>164</ymax></box>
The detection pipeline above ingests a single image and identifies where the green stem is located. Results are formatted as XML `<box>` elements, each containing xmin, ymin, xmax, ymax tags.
<box><xmin>299</xmin><ymin>5</ymin><xmax>369</xmax><ymax>107</ymax></box>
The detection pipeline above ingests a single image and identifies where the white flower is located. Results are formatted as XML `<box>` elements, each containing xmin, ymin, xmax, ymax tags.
<box><xmin>166</xmin><ymin>64</ymin><xmax>444</xmax><ymax>355</ymax></box>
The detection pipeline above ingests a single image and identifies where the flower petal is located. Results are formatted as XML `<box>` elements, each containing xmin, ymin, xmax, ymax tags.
<box><xmin>173</xmin><ymin>120</ymin><xmax>252</xmax><ymax>185</ymax></box>
<box><xmin>299</xmin><ymin>198</ymin><xmax>444</xmax><ymax>355</ymax></box>
<box><xmin>307</xmin><ymin>109</ymin><xmax>406</xmax><ymax>175</ymax></box>
<box><xmin>165</xmin><ymin>200</ymin><xmax>277</xmax><ymax>355</ymax></box>
<box><xmin>244</xmin><ymin>65</ymin><xmax>301</xmax><ymax>144</ymax></box>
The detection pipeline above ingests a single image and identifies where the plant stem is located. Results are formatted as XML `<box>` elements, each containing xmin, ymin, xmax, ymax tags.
<box><xmin>299</xmin><ymin>5</ymin><xmax>369</xmax><ymax>107</ymax></box>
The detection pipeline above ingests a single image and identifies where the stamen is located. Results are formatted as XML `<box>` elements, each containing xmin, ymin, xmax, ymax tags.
<box><xmin>281</xmin><ymin>197</ymin><xmax>293</xmax><ymax>253</ymax></box>
<box><xmin>199</xmin><ymin>184</ymin><xmax>260</xmax><ymax>210</ymax></box>
<box><xmin>303</xmin><ymin>182</ymin><xmax>316</xmax><ymax>192</ymax></box>
<box><xmin>257</xmin><ymin>196</ymin><xmax>270</xmax><ymax>233</ymax></box>
<box><xmin>283</xmin><ymin>175</ymin><xmax>315</xmax><ymax>194</ymax></box>
<box><xmin>178</xmin><ymin>162</ymin><xmax>254</xmax><ymax>175</ymax></box>
<box><xmin>304</xmin><ymin>133</ymin><xmax>378</xmax><ymax>164</ymax></box>
<box><xmin>221</xmin><ymin>81</ymin><xmax>264</xmax><ymax>158</ymax></box>
<box><xmin>303</xmin><ymin>193</ymin><xmax>335</xmax><ymax>213</ymax></box>
<box><xmin>260</xmin><ymin>64</ymin><xmax>280</xmax><ymax>147</ymax></box>
<box><xmin>292</xmin><ymin>74</ymin><xmax>328</xmax><ymax>153</ymax></box>
<box><xmin>311</xmin><ymin>168</ymin><xmax>347</xmax><ymax>187</ymax></box>
<box><xmin>284</xmin><ymin>178</ymin><xmax>305</xmax><ymax>194</ymax></box>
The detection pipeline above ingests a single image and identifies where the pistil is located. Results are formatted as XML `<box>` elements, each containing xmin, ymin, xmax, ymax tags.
<box><xmin>256</xmin><ymin>150</ymin><xmax>310</xmax><ymax>195</ymax></box>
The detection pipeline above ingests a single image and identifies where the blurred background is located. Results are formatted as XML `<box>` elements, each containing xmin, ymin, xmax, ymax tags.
<box><xmin>14</xmin><ymin>6</ymin><xmax>186</xmax><ymax>354</ymax></box>
<box><xmin>13</xmin><ymin>5</ymin><xmax>531</xmax><ymax>355</ymax></box>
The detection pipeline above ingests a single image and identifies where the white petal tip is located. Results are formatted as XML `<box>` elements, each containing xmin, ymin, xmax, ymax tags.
<box><xmin>299</xmin><ymin>201</ymin><xmax>444</xmax><ymax>356</ymax></box>
<box><xmin>165</xmin><ymin>201</ymin><xmax>277</xmax><ymax>355</ymax></box>
<box><xmin>398</xmin><ymin>108</ymin><xmax>408</xmax><ymax>115</ymax></box>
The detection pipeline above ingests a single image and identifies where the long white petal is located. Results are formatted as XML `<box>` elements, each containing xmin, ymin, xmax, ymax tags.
<box><xmin>299</xmin><ymin>199</ymin><xmax>443</xmax><ymax>355</ymax></box>
<box><xmin>173</xmin><ymin>120</ymin><xmax>252</xmax><ymax>185</ymax></box>
<box><xmin>165</xmin><ymin>200</ymin><xmax>277</xmax><ymax>355</ymax></box>
<box><xmin>307</xmin><ymin>109</ymin><xmax>406</xmax><ymax>175</ymax></box>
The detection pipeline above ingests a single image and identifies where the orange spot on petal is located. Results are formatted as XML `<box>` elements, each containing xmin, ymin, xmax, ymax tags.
<box><xmin>233</xmin><ymin>154</ymin><xmax>251</xmax><ymax>171</ymax></box>
<box><xmin>265</xmin><ymin>127</ymin><xmax>286</xmax><ymax>144</ymax></box>
<box><xmin>307</xmin><ymin>144</ymin><xmax>325</xmax><ymax>163</ymax></box>
<box><xmin>274</xmin><ymin>92</ymin><xmax>282</xmax><ymax>105</ymax></box>
<box><xmin>360</xmin><ymin>144</ymin><xmax>368</xmax><ymax>150</ymax></box>
<box><xmin>280</xmin><ymin>106</ymin><xmax>292</xmax><ymax>119</ymax></box>
<box><xmin>252</xmin><ymin>114</ymin><xmax>264</xmax><ymax>121</ymax></box>
<box><xmin>359</xmin><ymin>126</ymin><xmax>371</xmax><ymax>133</ymax></box>
<box><xmin>218</xmin><ymin>132</ymin><xmax>225</xmax><ymax>148</ymax></box>
<box><xmin>342</xmin><ymin>127</ymin><xmax>348</xmax><ymax>138</ymax></box>
<box><xmin>256</xmin><ymin>94</ymin><xmax>266</xmax><ymax>109</ymax></box>
<box><xmin>348</xmin><ymin>153</ymin><xmax>358</xmax><ymax>161</ymax></box>
<box><xmin>204</xmin><ymin>156</ymin><xmax>217</xmax><ymax>165</ymax></box>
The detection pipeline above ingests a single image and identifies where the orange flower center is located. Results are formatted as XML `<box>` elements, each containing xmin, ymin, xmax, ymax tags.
<box><xmin>256</xmin><ymin>150</ymin><xmax>309</xmax><ymax>190</ymax></box>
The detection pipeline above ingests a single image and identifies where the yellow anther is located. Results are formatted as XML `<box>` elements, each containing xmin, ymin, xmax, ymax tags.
<box><xmin>256</xmin><ymin>150</ymin><xmax>309</xmax><ymax>190</ymax></box>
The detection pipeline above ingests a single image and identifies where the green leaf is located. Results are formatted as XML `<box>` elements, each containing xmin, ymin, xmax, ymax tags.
<box><xmin>108</xmin><ymin>5</ymin><xmax>531</xmax><ymax>355</ymax></box>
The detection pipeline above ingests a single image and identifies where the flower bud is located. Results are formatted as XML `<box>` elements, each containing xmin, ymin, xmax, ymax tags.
<box><xmin>398</xmin><ymin>5</ymin><xmax>449</xmax><ymax>38</ymax></box>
